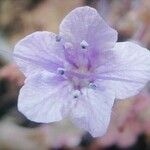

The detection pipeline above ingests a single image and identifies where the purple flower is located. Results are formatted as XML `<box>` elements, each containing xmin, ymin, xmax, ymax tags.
<box><xmin>13</xmin><ymin>6</ymin><xmax>150</xmax><ymax>137</ymax></box>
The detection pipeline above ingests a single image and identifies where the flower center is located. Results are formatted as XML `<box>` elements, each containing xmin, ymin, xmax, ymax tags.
<box><xmin>57</xmin><ymin>67</ymin><xmax>96</xmax><ymax>93</ymax></box>
<box><xmin>57</xmin><ymin>39</ymin><xmax>96</xmax><ymax>98</ymax></box>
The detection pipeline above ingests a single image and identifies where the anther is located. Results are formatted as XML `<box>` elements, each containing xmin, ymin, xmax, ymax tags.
<box><xmin>57</xmin><ymin>68</ymin><xmax>65</xmax><ymax>75</ymax></box>
<box><xmin>89</xmin><ymin>82</ymin><xmax>97</xmax><ymax>90</ymax></box>
<box><xmin>73</xmin><ymin>90</ymin><xmax>80</xmax><ymax>99</ymax></box>
<box><xmin>55</xmin><ymin>35</ymin><xmax>61</xmax><ymax>42</ymax></box>
<box><xmin>80</xmin><ymin>40</ymin><xmax>89</xmax><ymax>49</ymax></box>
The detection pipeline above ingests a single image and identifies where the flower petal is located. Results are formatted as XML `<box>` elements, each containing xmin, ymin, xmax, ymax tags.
<box><xmin>18</xmin><ymin>71</ymin><xmax>72</xmax><ymax>123</ymax></box>
<box><xmin>96</xmin><ymin>42</ymin><xmax>150</xmax><ymax>99</ymax></box>
<box><xmin>59</xmin><ymin>6</ymin><xmax>118</xmax><ymax>51</ymax></box>
<box><xmin>71</xmin><ymin>88</ymin><xmax>115</xmax><ymax>137</ymax></box>
<box><xmin>13</xmin><ymin>31</ymin><xmax>65</xmax><ymax>77</ymax></box>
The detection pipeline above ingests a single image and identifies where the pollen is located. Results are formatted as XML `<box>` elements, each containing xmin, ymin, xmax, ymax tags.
<box><xmin>89</xmin><ymin>82</ymin><xmax>97</xmax><ymax>90</ymax></box>
<box><xmin>55</xmin><ymin>35</ymin><xmax>61</xmax><ymax>42</ymax></box>
<box><xmin>72</xmin><ymin>90</ymin><xmax>81</xmax><ymax>99</ymax></box>
<box><xmin>80</xmin><ymin>40</ymin><xmax>89</xmax><ymax>49</ymax></box>
<box><xmin>57</xmin><ymin>68</ymin><xmax>65</xmax><ymax>75</ymax></box>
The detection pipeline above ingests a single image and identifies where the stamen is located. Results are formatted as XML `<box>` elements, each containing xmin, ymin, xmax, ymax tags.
<box><xmin>55</xmin><ymin>35</ymin><xmax>61</xmax><ymax>42</ymax></box>
<box><xmin>80</xmin><ymin>40</ymin><xmax>89</xmax><ymax>49</ymax></box>
<box><xmin>57</xmin><ymin>68</ymin><xmax>65</xmax><ymax>75</ymax></box>
<box><xmin>72</xmin><ymin>90</ymin><xmax>80</xmax><ymax>99</ymax></box>
<box><xmin>89</xmin><ymin>82</ymin><xmax>97</xmax><ymax>90</ymax></box>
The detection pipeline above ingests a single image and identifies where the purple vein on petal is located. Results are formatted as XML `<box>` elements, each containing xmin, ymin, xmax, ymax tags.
<box><xmin>97</xmin><ymin>69</ymin><xmax>150</xmax><ymax>75</ymax></box>
<box><xmin>96</xmin><ymin>75</ymin><xmax>144</xmax><ymax>84</ymax></box>
<box><xmin>63</xmin><ymin>47</ymin><xmax>79</xmax><ymax>69</ymax></box>
<box><xmin>13</xmin><ymin>53</ymin><xmax>63</xmax><ymax>72</ymax></box>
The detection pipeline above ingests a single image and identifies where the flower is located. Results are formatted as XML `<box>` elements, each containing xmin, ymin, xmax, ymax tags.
<box><xmin>13</xmin><ymin>6</ymin><xmax>150</xmax><ymax>137</ymax></box>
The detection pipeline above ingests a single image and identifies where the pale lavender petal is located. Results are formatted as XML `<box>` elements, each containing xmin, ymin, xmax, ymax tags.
<box><xmin>14</xmin><ymin>31</ymin><xmax>65</xmax><ymax>77</ymax></box>
<box><xmin>96</xmin><ymin>42</ymin><xmax>150</xmax><ymax>99</ymax></box>
<box><xmin>59</xmin><ymin>6</ymin><xmax>117</xmax><ymax>70</ymax></box>
<box><xmin>59</xmin><ymin>6</ymin><xmax>118</xmax><ymax>51</ymax></box>
<box><xmin>71</xmin><ymin>88</ymin><xmax>115</xmax><ymax>137</ymax></box>
<box><xmin>18</xmin><ymin>71</ymin><xmax>72</xmax><ymax>123</ymax></box>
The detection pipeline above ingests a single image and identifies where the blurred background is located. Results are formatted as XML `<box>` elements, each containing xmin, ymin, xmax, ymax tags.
<box><xmin>0</xmin><ymin>0</ymin><xmax>150</xmax><ymax>149</ymax></box>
